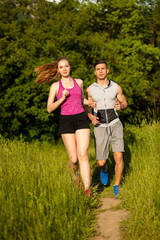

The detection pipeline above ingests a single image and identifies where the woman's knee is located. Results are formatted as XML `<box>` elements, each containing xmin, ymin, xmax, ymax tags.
<box><xmin>78</xmin><ymin>151</ymin><xmax>88</xmax><ymax>162</ymax></box>
<box><xmin>69</xmin><ymin>156</ymin><xmax>78</xmax><ymax>165</ymax></box>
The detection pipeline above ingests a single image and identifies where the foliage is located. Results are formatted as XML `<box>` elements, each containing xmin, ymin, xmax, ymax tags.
<box><xmin>0</xmin><ymin>0</ymin><xmax>160</xmax><ymax>140</ymax></box>
<box><xmin>0</xmin><ymin>83</ymin><xmax>60</xmax><ymax>141</ymax></box>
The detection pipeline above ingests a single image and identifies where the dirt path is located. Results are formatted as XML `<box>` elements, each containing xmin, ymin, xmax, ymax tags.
<box><xmin>91</xmin><ymin>197</ymin><xmax>129</xmax><ymax>240</ymax></box>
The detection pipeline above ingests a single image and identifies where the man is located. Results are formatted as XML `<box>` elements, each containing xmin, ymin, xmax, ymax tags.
<box><xmin>86</xmin><ymin>60</ymin><xmax>128</xmax><ymax>196</ymax></box>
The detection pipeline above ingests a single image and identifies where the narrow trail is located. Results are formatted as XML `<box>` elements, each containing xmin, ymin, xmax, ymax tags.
<box><xmin>91</xmin><ymin>197</ymin><xmax>129</xmax><ymax>240</ymax></box>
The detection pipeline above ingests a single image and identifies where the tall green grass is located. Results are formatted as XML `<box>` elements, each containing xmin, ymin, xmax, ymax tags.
<box><xmin>121</xmin><ymin>121</ymin><xmax>160</xmax><ymax>240</ymax></box>
<box><xmin>0</xmin><ymin>138</ymin><xmax>98</xmax><ymax>240</ymax></box>
<box><xmin>1</xmin><ymin>121</ymin><xmax>160</xmax><ymax>240</ymax></box>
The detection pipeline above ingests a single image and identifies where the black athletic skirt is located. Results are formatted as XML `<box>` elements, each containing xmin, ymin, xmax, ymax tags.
<box><xmin>59</xmin><ymin>111</ymin><xmax>90</xmax><ymax>134</ymax></box>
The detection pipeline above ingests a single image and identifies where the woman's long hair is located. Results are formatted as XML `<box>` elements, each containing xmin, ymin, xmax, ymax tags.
<box><xmin>34</xmin><ymin>57</ymin><xmax>70</xmax><ymax>84</ymax></box>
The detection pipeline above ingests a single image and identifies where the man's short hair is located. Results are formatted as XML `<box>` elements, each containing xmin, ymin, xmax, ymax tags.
<box><xmin>94</xmin><ymin>60</ymin><xmax>108</xmax><ymax>68</ymax></box>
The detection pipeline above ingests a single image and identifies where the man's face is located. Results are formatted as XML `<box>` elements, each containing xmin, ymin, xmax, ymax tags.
<box><xmin>94</xmin><ymin>63</ymin><xmax>108</xmax><ymax>80</ymax></box>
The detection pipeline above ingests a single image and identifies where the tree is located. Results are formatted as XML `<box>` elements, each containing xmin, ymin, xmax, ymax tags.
<box><xmin>0</xmin><ymin>0</ymin><xmax>159</xmax><ymax>140</ymax></box>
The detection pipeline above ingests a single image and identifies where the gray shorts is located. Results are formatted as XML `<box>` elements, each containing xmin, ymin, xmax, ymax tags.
<box><xmin>94</xmin><ymin>120</ymin><xmax>124</xmax><ymax>160</ymax></box>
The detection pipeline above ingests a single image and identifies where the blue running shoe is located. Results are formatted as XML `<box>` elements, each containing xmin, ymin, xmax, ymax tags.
<box><xmin>100</xmin><ymin>165</ymin><xmax>108</xmax><ymax>185</ymax></box>
<box><xmin>114</xmin><ymin>185</ymin><xmax>120</xmax><ymax>196</ymax></box>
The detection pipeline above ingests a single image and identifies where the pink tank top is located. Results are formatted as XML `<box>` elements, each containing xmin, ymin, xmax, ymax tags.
<box><xmin>57</xmin><ymin>78</ymin><xmax>84</xmax><ymax>115</ymax></box>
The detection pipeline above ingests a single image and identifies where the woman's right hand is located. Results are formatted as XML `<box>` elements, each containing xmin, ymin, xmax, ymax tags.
<box><xmin>88</xmin><ymin>100</ymin><xmax>96</xmax><ymax>108</ymax></box>
<box><xmin>62</xmin><ymin>89</ymin><xmax>69</xmax><ymax>100</ymax></box>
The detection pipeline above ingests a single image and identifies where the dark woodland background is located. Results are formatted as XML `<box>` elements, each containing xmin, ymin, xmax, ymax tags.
<box><xmin>0</xmin><ymin>0</ymin><xmax>159</xmax><ymax>141</ymax></box>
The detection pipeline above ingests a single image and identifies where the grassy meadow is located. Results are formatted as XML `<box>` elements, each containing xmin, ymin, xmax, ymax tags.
<box><xmin>0</xmin><ymin>121</ymin><xmax>160</xmax><ymax>240</ymax></box>
<box><xmin>120</xmin><ymin>121</ymin><xmax>160</xmax><ymax>240</ymax></box>
<box><xmin>0</xmin><ymin>139</ymin><xmax>98</xmax><ymax>240</ymax></box>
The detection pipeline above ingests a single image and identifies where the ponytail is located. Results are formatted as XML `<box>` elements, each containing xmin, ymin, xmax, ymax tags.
<box><xmin>34</xmin><ymin>57</ymin><xmax>70</xmax><ymax>84</ymax></box>
<box><xmin>34</xmin><ymin>61</ymin><xmax>59</xmax><ymax>84</ymax></box>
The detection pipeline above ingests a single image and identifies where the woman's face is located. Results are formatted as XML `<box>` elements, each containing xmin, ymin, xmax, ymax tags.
<box><xmin>57</xmin><ymin>59</ymin><xmax>71</xmax><ymax>78</ymax></box>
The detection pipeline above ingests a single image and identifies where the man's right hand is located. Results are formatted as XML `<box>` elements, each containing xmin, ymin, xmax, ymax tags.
<box><xmin>91</xmin><ymin>116</ymin><xmax>100</xmax><ymax>125</ymax></box>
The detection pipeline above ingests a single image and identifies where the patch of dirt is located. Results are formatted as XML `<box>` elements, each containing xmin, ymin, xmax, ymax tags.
<box><xmin>91</xmin><ymin>197</ymin><xmax>129</xmax><ymax>240</ymax></box>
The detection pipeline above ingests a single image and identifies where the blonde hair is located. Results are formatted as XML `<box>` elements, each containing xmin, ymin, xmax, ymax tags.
<box><xmin>34</xmin><ymin>57</ymin><xmax>70</xmax><ymax>84</ymax></box>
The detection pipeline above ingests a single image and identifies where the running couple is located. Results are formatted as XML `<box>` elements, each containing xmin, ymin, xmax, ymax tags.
<box><xmin>35</xmin><ymin>58</ymin><xmax>127</xmax><ymax>197</ymax></box>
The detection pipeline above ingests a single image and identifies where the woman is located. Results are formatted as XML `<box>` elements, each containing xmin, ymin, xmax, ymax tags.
<box><xmin>35</xmin><ymin>57</ymin><xmax>94</xmax><ymax>196</ymax></box>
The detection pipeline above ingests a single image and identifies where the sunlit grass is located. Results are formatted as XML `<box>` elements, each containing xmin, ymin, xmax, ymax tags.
<box><xmin>120</xmin><ymin>122</ymin><xmax>160</xmax><ymax>240</ymax></box>
<box><xmin>0</xmin><ymin>139</ymin><xmax>98</xmax><ymax>240</ymax></box>
<box><xmin>89</xmin><ymin>121</ymin><xmax>160</xmax><ymax>240</ymax></box>
<box><xmin>0</xmin><ymin>121</ymin><xmax>160</xmax><ymax>240</ymax></box>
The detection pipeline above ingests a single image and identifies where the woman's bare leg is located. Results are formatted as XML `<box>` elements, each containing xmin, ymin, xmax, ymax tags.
<box><xmin>75</xmin><ymin>129</ymin><xmax>91</xmax><ymax>190</ymax></box>
<box><xmin>61</xmin><ymin>134</ymin><xmax>79</xmax><ymax>176</ymax></box>
<box><xmin>61</xmin><ymin>129</ymin><xmax>91</xmax><ymax>190</ymax></box>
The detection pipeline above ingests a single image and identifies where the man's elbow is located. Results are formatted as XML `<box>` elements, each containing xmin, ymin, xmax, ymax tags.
<box><xmin>124</xmin><ymin>102</ymin><xmax>128</xmax><ymax>109</ymax></box>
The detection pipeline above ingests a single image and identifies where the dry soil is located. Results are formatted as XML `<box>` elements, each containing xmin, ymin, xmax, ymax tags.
<box><xmin>91</xmin><ymin>197</ymin><xmax>129</xmax><ymax>240</ymax></box>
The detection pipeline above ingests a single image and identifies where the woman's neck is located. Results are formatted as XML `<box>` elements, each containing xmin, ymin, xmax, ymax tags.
<box><xmin>61</xmin><ymin>76</ymin><xmax>71</xmax><ymax>82</ymax></box>
<box><xmin>61</xmin><ymin>77</ymin><xmax>74</xmax><ymax>89</ymax></box>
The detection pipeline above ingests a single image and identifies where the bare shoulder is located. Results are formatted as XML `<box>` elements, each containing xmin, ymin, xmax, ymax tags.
<box><xmin>117</xmin><ymin>84</ymin><xmax>123</xmax><ymax>93</ymax></box>
<box><xmin>50</xmin><ymin>81</ymin><xmax>59</xmax><ymax>93</ymax></box>
<box><xmin>86</xmin><ymin>86</ymin><xmax>90</xmax><ymax>91</ymax></box>
<box><xmin>117</xmin><ymin>83</ymin><xmax>127</xmax><ymax>103</ymax></box>
<box><xmin>86</xmin><ymin>86</ymin><xmax>91</xmax><ymax>94</ymax></box>
<box><xmin>75</xmin><ymin>78</ymin><xmax>83</xmax><ymax>87</ymax></box>
<box><xmin>51</xmin><ymin>81</ymin><xmax>59</xmax><ymax>88</ymax></box>
<box><xmin>86</xmin><ymin>87</ymin><xmax>92</xmax><ymax>99</ymax></box>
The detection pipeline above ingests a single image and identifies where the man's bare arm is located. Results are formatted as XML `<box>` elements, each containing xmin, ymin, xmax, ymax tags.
<box><xmin>115</xmin><ymin>85</ymin><xmax>128</xmax><ymax>110</ymax></box>
<box><xmin>85</xmin><ymin>87</ymin><xmax>99</xmax><ymax>125</ymax></box>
